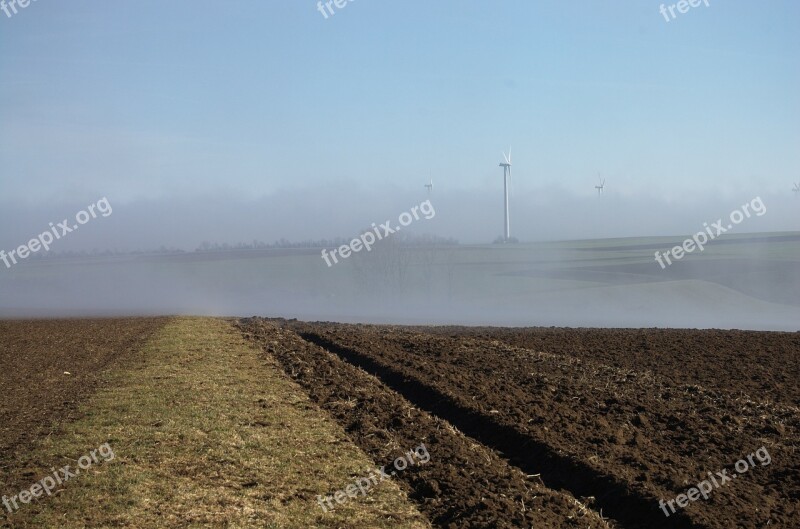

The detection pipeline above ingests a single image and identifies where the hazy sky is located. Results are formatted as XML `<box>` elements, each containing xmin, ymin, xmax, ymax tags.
<box><xmin>1</xmin><ymin>1</ymin><xmax>798</xmax><ymax>247</ymax></box>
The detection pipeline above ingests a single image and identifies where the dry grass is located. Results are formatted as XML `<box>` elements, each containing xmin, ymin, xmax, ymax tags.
<box><xmin>4</xmin><ymin>317</ymin><xmax>429</xmax><ymax>528</ymax></box>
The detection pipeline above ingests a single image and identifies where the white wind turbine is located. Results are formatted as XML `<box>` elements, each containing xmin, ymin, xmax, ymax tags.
<box><xmin>595</xmin><ymin>173</ymin><xmax>605</xmax><ymax>195</ymax></box>
<box><xmin>499</xmin><ymin>148</ymin><xmax>512</xmax><ymax>241</ymax></box>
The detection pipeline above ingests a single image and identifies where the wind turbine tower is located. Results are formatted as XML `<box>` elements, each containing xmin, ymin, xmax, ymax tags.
<box><xmin>499</xmin><ymin>149</ymin><xmax>512</xmax><ymax>241</ymax></box>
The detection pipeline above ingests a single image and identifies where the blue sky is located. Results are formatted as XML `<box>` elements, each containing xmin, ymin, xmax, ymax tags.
<box><xmin>0</xmin><ymin>1</ymin><xmax>798</xmax><ymax>245</ymax></box>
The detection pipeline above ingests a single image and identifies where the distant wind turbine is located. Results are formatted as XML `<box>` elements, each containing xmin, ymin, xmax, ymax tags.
<box><xmin>595</xmin><ymin>174</ymin><xmax>605</xmax><ymax>195</ymax></box>
<box><xmin>425</xmin><ymin>179</ymin><xmax>433</xmax><ymax>194</ymax></box>
<box><xmin>499</xmin><ymin>148</ymin><xmax>512</xmax><ymax>241</ymax></box>
<box><xmin>793</xmin><ymin>182</ymin><xmax>799</xmax><ymax>196</ymax></box>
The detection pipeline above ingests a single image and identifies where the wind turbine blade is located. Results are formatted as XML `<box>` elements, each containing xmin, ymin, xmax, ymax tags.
<box><xmin>508</xmin><ymin>147</ymin><xmax>511</xmax><ymax>164</ymax></box>
<box><xmin>502</xmin><ymin>151</ymin><xmax>509</xmax><ymax>164</ymax></box>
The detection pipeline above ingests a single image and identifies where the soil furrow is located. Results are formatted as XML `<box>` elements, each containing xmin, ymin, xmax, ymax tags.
<box><xmin>240</xmin><ymin>317</ymin><xmax>615</xmax><ymax>529</ymax></box>
<box><xmin>296</xmin><ymin>329</ymin><xmax>702</xmax><ymax>529</ymax></box>
<box><xmin>290</xmin><ymin>322</ymin><xmax>796</xmax><ymax>529</ymax></box>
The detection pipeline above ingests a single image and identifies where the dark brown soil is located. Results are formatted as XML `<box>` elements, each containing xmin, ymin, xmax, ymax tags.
<box><xmin>413</xmin><ymin>326</ymin><xmax>800</xmax><ymax>406</ymax></box>
<box><xmin>258</xmin><ymin>320</ymin><xmax>798</xmax><ymax>529</ymax></box>
<box><xmin>239</xmin><ymin>318</ymin><xmax>615</xmax><ymax>529</ymax></box>
<box><xmin>0</xmin><ymin>318</ymin><xmax>168</xmax><ymax>495</ymax></box>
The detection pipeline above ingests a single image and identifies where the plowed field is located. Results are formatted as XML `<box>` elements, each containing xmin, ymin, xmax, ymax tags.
<box><xmin>240</xmin><ymin>318</ymin><xmax>799</xmax><ymax>529</ymax></box>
